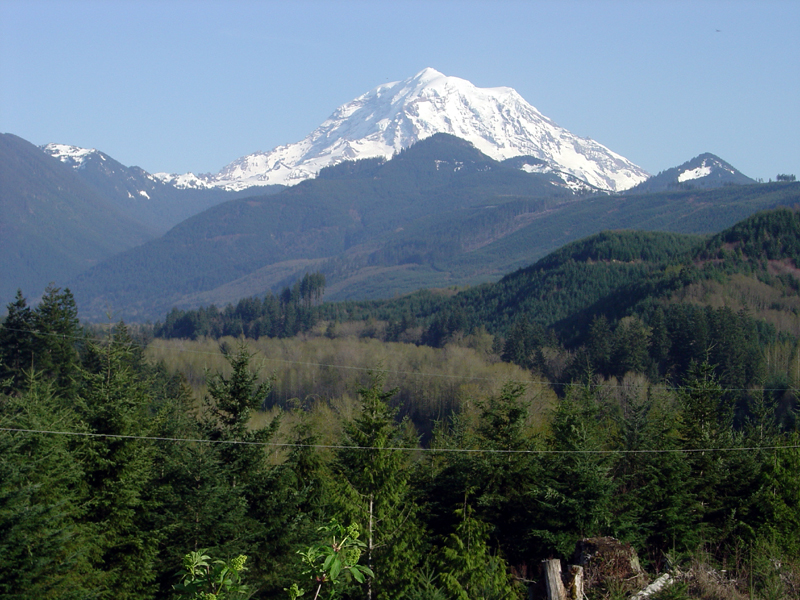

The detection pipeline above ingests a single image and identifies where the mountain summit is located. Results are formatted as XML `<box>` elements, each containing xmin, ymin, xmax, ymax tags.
<box><xmin>626</xmin><ymin>152</ymin><xmax>756</xmax><ymax>193</ymax></box>
<box><xmin>158</xmin><ymin>68</ymin><xmax>649</xmax><ymax>192</ymax></box>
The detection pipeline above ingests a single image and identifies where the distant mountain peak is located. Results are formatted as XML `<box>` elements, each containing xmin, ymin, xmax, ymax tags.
<box><xmin>676</xmin><ymin>153</ymin><xmax>731</xmax><ymax>182</ymax></box>
<box><xmin>627</xmin><ymin>152</ymin><xmax>755</xmax><ymax>194</ymax></box>
<box><xmin>201</xmin><ymin>68</ymin><xmax>649</xmax><ymax>192</ymax></box>
<box><xmin>414</xmin><ymin>66</ymin><xmax>445</xmax><ymax>80</ymax></box>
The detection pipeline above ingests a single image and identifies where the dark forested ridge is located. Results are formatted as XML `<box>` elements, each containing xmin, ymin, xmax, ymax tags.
<box><xmin>50</xmin><ymin>144</ymin><xmax>274</xmax><ymax>234</ymax></box>
<box><xmin>5</xmin><ymin>129</ymin><xmax>797</xmax><ymax>321</ymax></box>
<box><xmin>0</xmin><ymin>133</ymin><xmax>262</xmax><ymax>308</ymax></box>
<box><xmin>67</xmin><ymin>134</ymin><xmax>582</xmax><ymax>320</ymax></box>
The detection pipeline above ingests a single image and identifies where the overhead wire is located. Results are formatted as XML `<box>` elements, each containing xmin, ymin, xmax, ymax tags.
<box><xmin>1</xmin><ymin>326</ymin><xmax>799</xmax><ymax>455</ymax></box>
<box><xmin>1</xmin><ymin>426</ymin><xmax>798</xmax><ymax>455</ymax></box>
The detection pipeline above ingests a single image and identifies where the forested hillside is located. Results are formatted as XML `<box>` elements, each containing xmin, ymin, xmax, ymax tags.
<box><xmin>5</xmin><ymin>210</ymin><xmax>800</xmax><ymax>598</ymax></box>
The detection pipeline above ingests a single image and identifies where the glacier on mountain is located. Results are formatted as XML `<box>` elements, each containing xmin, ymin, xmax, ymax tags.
<box><xmin>204</xmin><ymin>68</ymin><xmax>648</xmax><ymax>192</ymax></box>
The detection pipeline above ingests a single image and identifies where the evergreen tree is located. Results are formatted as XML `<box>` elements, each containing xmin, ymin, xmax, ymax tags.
<box><xmin>0</xmin><ymin>290</ymin><xmax>36</xmax><ymax>393</ymax></box>
<box><xmin>541</xmin><ymin>381</ymin><xmax>615</xmax><ymax>556</ymax></box>
<box><xmin>587</xmin><ymin>315</ymin><xmax>613</xmax><ymax>374</ymax></box>
<box><xmin>501</xmin><ymin>317</ymin><xmax>544</xmax><ymax>371</ymax></box>
<box><xmin>608</xmin><ymin>381</ymin><xmax>696</xmax><ymax>552</ymax></box>
<box><xmin>199</xmin><ymin>342</ymin><xmax>308</xmax><ymax>596</ymax></box>
<box><xmin>332</xmin><ymin>371</ymin><xmax>424</xmax><ymax>599</ymax></box>
<box><xmin>0</xmin><ymin>375</ymin><xmax>94</xmax><ymax>599</ymax></box>
<box><xmin>74</xmin><ymin>325</ymin><xmax>160</xmax><ymax>600</ymax></box>
<box><xmin>647</xmin><ymin>307</ymin><xmax>670</xmax><ymax>378</ymax></box>
<box><xmin>753</xmin><ymin>430</ymin><xmax>800</xmax><ymax>557</ymax></box>
<box><xmin>675</xmin><ymin>361</ymin><xmax>757</xmax><ymax>548</ymax></box>
<box><xmin>471</xmin><ymin>382</ymin><xmax>543</xmax><ymax>564</ymax></box>
<box><xmin>419</xmin><ymin>382</ymin><xmax>544</xmax><ymax>571</ymax></box>
<box><xmin>144</xmin><ymin>364</ymin><xmax>252</xmax><ymax>596</ymax></box>
<box><xmin>611</xmin><ymin>316</ymin><xmax>651</xmax><ymax>377</ymax></box>
<box><xmin>435</xmin><ymin>507</ymin><xmax>523</xmax><ymax>600</ymax></box>
<box><xmin>31</xmin><ymin>285</ymin><xmax>81</xmax><ymax>397</ymax></box>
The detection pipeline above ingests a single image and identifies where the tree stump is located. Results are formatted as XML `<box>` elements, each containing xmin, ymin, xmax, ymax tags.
<box><xmin>568</xmin><ymin>565</ymin><xmax>584</xmax><ymax>599</ymax></box>
<box><xmin>543</xmin><ymin>559</ymin><xmax>567</xmax><ymax>600</ymax></box>
<box><xmin>573</xmin><ymin>537</ymin><xmax>645</xmax><ymax>596</ymax></box>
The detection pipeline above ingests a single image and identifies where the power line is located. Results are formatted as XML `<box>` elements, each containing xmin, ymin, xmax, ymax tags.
<box><xmin>1</xmin><ymin>426</ymin><xmax>798</xmax><ymax>455</ymax></box>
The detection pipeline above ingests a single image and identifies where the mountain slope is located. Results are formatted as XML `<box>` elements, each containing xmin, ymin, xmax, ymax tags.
<box><xmin>180</xmin><ymin>68</ymin><xmax>648</xmax><ymax>192</ymax></box>
<box><xmin>0</xmin><ymin>133</ymin><xmax>156</xmax><ymax>304</ymax></box>
<box><xmin>154</xmin><ymin>208</ymin><xmax>800</xmax><ymax>405</ymax></box>
<box><xmin>323</xmin><ymin>178</ymin><xmax>800</xmax><ymax>303</ymax></box>
<box><xmin>298</xmin><ymin>207</ymin><xmax>800</xmax><ymax>361</ymax></box>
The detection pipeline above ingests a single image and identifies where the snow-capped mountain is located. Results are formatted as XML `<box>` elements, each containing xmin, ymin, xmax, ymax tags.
<box><xmin>160</xmin><ymin>68</ymin><xmax>649</xmax><ymax>192</ymax></box>
<box><xmin>626</xmin><ymin>153</ymin><xmax>755</xmax><ymax>194</ymax></box>
<box><xmin>677</xmin><ymin>155</ymin><xmax>741</xmax><ymax>183</ymax></box>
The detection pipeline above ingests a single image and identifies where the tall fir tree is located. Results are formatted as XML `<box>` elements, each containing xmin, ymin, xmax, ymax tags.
<box><xmin>74</xmin><ymin>325</ymin><xmax>160</xmax><ymax>600</ymax></box>
<box><xmin>608</xmin><ymin>380</ymin><xmax>696</xmax><ymax>553</ymax></box>
<box><xmin>471</xmin><ymin>381</ymin><xmax>544</xmax><ymax>566</ymax></box>
<box><xmin>0</xmin><ymin>290</ymin><xmax>37</xmax><ymax>393</ymax></box>
<box><xmin>0</xmin><ymin>374</ymin><xmax>95</xmax><ymax>599</ymax></box>
<box><xmin>32</xmin><ymin>285</ymin><xmax>81</xmax><ymax>398</ymax></box>
<box><xmin>198</xmin><ymin>342</ymin><xmax>304</xmax><ymax>596</ymax></box>
<box><xmin>434</xmin><ymin>507</ymin><xmax>523</xmax><ymax>600</ymax></box>
<box><xmin>332</xmin><ymin>371</ymin><xmax>425</xmax><ymax>600</ymax></box>
<box><xmin>541</xmin><ymin>381</ymin><xmax>615</xmax><ymax>557</ymax></box>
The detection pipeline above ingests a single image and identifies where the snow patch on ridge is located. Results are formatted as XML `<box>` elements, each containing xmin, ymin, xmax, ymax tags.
<box><xmin>153</xmin><ymin>172</ymin><xmax>213</xmax><ymax>190</ymax></box>
<box><xmin>521</xmin><ymin>163</ymin><xmax>553</xmax><ymax>174</ymax></box>
<box><xmin>42</xmin><ymin>143</ymin><xmax>97</xmax><ymax>167</ymax></box>
<box><xmin>677</xmin><ymin>156</ymin><xmax>739</xmax><ymax>183</ymax></box>
<box><xmin>678</xmin><ymin>160</ymin><xmax>713</xmax><ymax>182</ymax></box>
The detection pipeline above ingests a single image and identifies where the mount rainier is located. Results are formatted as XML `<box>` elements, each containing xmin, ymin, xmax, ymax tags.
<box><xmin>156</xmin><ymin>68</ymin><xmax>649</xmax><ymax>193</ymax></box>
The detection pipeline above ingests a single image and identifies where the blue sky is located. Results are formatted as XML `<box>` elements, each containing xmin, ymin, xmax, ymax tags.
<box><xmin>1</xmin><ymin>0</ymin><xmax>798</xmax><ymax>180</ymax></box>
